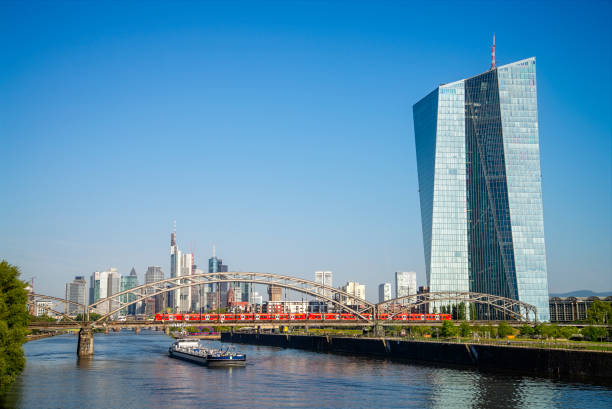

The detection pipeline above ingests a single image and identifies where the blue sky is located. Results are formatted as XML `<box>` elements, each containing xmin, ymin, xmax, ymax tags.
<box><xmin>1</xmin><ymin>0</ymin><xmax>610</xmax><ymax>301</ymax></box>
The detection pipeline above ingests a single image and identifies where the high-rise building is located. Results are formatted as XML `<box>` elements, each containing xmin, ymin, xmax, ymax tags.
<box><xmin>395</xmin><ymin>272</ymin><xmax>417</xmax><ymax>300</ymax></box>
<box><xmin>65</xmin><ymin>276</ymin><xmax>87</xmax><ymax>316</ymax></box>
<box><xmin>267</xmin><ymin>285</ymin><xmax>282</xmax><ymax>302</ymax></box>
<box><xmin>338</xmin><ymin>282</ymin><xmax>366</xmax><ymax>306</ymax></box>
<box><xmin>144</xmin><ymin>266</ymin><xmax>164</xmax><ymax>314</ymax></box>
<box><xmin>90</xmin><ymin>270</ymin><xmax>109</xmax><ymax>314</ymax></box>
<box><xmin>413</xmin><ymin>55</ymin><xmax>549</xmax><ymax>322</ymax></box>
<box><xmin>378</xmin><ymin>283</ymin><xmax>392</xmax><ymax>303</ymax></box>
<box><xmin>169</xmin><ymin>225</ymin><xmax>193</xmax><ymax>312</ymax></box>
<box><xmin>120</xmin><ymin>267</ymin><xmax>139</xmax><ymax>316</ymax></box>
<box><xmin>107</xmin><ymin>269</ymin><xmax>122</xmax><ymax>319</ymax></box>
<box><xmin>314</xmin><ymin>271</ymin><xmax>333</xmax><ymax>299</ymax></box>
<box><xmin>208</xmin><ymin>246</ymin><xmax>234</xmax><ymax>309</ymax></box>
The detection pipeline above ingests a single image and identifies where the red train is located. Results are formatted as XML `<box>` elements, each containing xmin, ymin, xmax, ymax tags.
<box><xmin>153</xmin><ymin>313</ymin><xmax>451</xmax><ymax>322</ymax></box>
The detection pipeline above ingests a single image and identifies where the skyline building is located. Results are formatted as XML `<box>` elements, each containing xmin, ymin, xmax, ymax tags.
<box><xmin>144</xmin><ymin>266</ymin><xmax>165</xmax><ymax>314</ymax></box>
<box><xmin>413</xmin><ymin>55</ymin><xmax>549</xmax><ymax>321</ymax></box>
<box><xmin>120</xmin><ymin>267</ymin><xmax>139</xmax><ymax>315</ymax></box>
<box><xmin>65</xmin><ymin>276</ymin><xmax>87</xmax><ymax>315</ymax></box>
<box><xmin>395</xmin><ymin>271</ymin><xmax>417</xmax><ymax>300</ymax></box>
<box><xmin>314</xmin><ymin>270</ymin><xmax>333</xmax><ymax>300</ymax></box>
<box><xmin>378</xmin><ymin>282</ymin><xmax>392</xmax><ymax>303</ymax></box>
<box><xmin>107</xmin><ymin>269</ymin><xmax>121</xmax><ymax>319</ymax></box>
<box><xmin>169</xmin><ymin>225</ymin><xmax>193</xmax><ymax>312</ymax></box>
<box><xmin>89</xmin><ymin>270</ymin><xmax>109</xmax><ymax>314</ymax></box>
<box><xmin>338</xmin><ymin>281</ymin><xmax>366</xmax><ymax>306</ymax></box>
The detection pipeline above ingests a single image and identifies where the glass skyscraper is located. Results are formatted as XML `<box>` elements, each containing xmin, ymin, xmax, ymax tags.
<box><xmin>413</xmin><ymin>57</ymin><xmax>549</xmax><ymax>322</ymax></box>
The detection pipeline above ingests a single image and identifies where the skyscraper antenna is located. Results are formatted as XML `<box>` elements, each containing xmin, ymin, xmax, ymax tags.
<box><xmin>491</xmin><ymin>34</ymin><xmax>496</xmax><ymax>69</ymax></box>
<box><xmin>212</xmin><ymin>244</ymin><xmax>216</xmax><ymax>258</ymax></box>
<box><xmin>173</xmin><ymin>220</ymin><xmax>176</xmax><ymax>234</ymax></box>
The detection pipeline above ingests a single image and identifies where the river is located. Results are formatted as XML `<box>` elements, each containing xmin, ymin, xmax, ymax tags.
<box><xmin>2</xmin><ymin>331</ymin><xmax>611</xmax><ymax>408</ymax></box>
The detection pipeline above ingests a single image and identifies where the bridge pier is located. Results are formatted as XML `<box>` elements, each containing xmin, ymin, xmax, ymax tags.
<box><xmin>77</xmin><ymin>327</ymin><xmax>94</xmax><ymax>357</ymax></box>
<box><xmin>134</xmin><ymin>327</ymin><xmax>140</xmax><ymax>335</ymax></box>
<box><xmin>164</xmin><ymin>326</ymin><xmax>170</xmax><ymax>336</ymax></box>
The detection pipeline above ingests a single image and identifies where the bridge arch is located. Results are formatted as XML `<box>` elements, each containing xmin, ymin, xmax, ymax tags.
<box><xmin>376</xmin><ymin>291</ymin><xmax>538</xmax><ymax>322</ymax></box>
<box><xmin>89</xmin><ymin>272</ymin><xmax>376</xmax><ymax>323</ymax></box>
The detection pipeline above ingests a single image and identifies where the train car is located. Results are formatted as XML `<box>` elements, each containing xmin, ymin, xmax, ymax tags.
<box><xmin>361</xmin><ymin>313</ymin><xmax>373</xmax><ymax>320</ymax></box>
<box><xmin>324</xmin><ymin>313</ymin><xmax>340</xmax><ymax>320</ymax></box>
<box><xmin>254</xmin><ymin>314</ymin><xmax>270</xmax><ymax>321</ymax></box>
<box><xmin>377</xmin><ymin>313</ymin><xmax>390</xmax><ymax>320</ymax></box>
<box><xmin>307</xmin><ymin>313</ymin><xmax>323</xmax><ymax>320</ymax></box>
<box><xmin>291</xmin><ymin>313</ymin><xmax>307</xmax><ymax>320</ymax></box>
<box><xmin>341</xmin><ymin>314</ymin><xmax>357</xmax><ymax>321</ymax></box>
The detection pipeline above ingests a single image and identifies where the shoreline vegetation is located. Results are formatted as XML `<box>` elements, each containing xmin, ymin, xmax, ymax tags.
<box><xmin>0</xmin><ymin>261</ymin><xmax>29</xmax><ymax>395</ymax></box>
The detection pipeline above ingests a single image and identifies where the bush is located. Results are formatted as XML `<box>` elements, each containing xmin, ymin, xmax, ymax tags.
<box><xmin>519</xmin><ymin>324</ymin><xmax>534</xmax><ymax>337</ymax></box>
<box><xmin>440</xmin><ymin>321</ymin><xmax>457</xmax><ymax>337</ymax></box>
<box><xmin>558</xmin><ymin>326</ymin><xmax>579</xmax><ymax>340</ymax></box>
<box><xmin>459</xmin><ymin>322</ymin><xmax>471</xmax><ymax>337</ymax></box>
<box><xmin>497</xmin><ymin>322</ymin><xmax>513</xmax><ymax>338</ymax></box>
<box><xmin>581</xmin><ymin>326</ymin><xmax>607</xmax><ymax>342</ymax></box>
<box><xmin>586</xmin><ymin>300</ymin><xmax>612</xmax><ymax>325</ymax></box>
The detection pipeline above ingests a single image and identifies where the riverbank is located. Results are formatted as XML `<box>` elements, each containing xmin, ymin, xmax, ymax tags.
<box><xmin>222</xmin><ymin>332</ymin><xmax>612</xmax><ymax>384</ymax></box>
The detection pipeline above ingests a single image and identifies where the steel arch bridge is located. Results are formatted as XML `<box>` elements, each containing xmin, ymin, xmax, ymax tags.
<box><xmin>28</xmin><ymin>292</ymin><xmax>87</xmax><ymax>323</ymax></box>
<box><xmin>376</xmin><ymin>291</ymin><xmax>538</xmax><ymax>323</ymax></box>
<box><xmin>87</xmin><ymin>272</ymin><xmax>377</xmax><ymax>323</ymax></box>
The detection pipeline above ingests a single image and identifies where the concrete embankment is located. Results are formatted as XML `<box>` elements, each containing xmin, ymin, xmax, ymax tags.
<box><xmin>222</xmin><ymin>332</ymin><xmax>612</xmax><ymax>383</ymax></box>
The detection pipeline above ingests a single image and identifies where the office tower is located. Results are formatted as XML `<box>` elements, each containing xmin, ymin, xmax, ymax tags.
<box><xmin>145</xmin><ymin>266</ymin><xmax>164</xmax><ymax>314</ymax></box>
<box><xmin>395</xmin><ymin>272</ymin><xmax>417</xmax><ymax>299</ymax></box>
<box><xmin>378</xmin><ymin>283</ymin><xmax>392</xmax><ymax>303</ymax></box>
<box><xmin>169</xmin><ymin>224</ymin><xmax>193</xmax><ymax>312</ymax></box>
<box><xmin>107</xmin><ymin>269</ymin><xmax>122</xmax><ymax>319</ymax></box>
<box><xmin>315</xmin><ymin>271</ymin><xmax>333</xmax><ymax>299</ymax></box>
<box><xmin>338</xmin><ymin>282</ymin><xmax>366</xmax><ymax>305</ymax></box>
<box><xmin>90</xmin><ymin>270</ymin><xmax>109</xmax><ymax>314</ymax></box>
<box><xmin>268</xmin><ymin>285</ymin><xmax>282</xmax><ymax>302</ymax></box>
<box><xmin>208</xmin><ymin>245</ymin><xmax>231</xmax><ymax>308</ymax></box>
<box><xmin>65</xmin><ymin>276</ymin><xmax>86</xmax><ymax>315</ymax></box>
<box><xmin>120</xmin><ymin>267</ymin><xmax>139</xmax><ymax>315</ymax></box>
<box><xmin>413</xmin><ymin>54</ymin><xmax>549</xmax><ymax>321</ymax></box>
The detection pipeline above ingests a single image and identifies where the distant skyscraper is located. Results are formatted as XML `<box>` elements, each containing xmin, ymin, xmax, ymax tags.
<box><xmin>145</xmin><ymin>266</ymin><xmax>164</xmax><ymax>314</ymax></box>
<box><xmin>378</xmin><ymin>283</ymin><xmax>392</xmax><ymax>303</ymax></box>
<box><xmin>65</xmin><ymin>276</ymin><xmax>86</xmax><ymax>315</ymax></box>
<box><xmin>90</xmin><ymin>270</ymin><xmax>109</xmax><ymax>314</ymax></box>
<box><xmin>107</xmin><ymin>269</ymin><xmax>121</xmax><ymax>319</ymax></box>
<box><xmin>395</xmin><ymin>272</ymin><xmax>417</xmax><ymax>300</ymax></box>
<box><xmin>338</xmin><ymin>282</ymin><xmax>366</xmax><ymax>305</ymax></box>
<box><xmin>120</xmin><ymin>267</ymin><xmax>139</xmax><ymax>315</ymax></box>
<box><xmin>315</xmin><ymin>271</ymin><xmax>333</xmax><ymax>299</ymax></box>
<box><xmin>267</xmin><ymin>285</ymin><xmax>282</xmax><ymax>302</ymax></box>
<box><xmin>413</xmin><ymin>55</ymin><xmax>549</xmax><ymax>321</ymax></box>
<box><xmin>169</xmin><ymin>224</ymin><xmax>193</xmax><ymax>312</ymax></box>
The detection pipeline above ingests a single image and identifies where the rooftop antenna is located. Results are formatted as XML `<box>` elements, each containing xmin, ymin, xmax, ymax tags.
<box><xmin>212</xmin><ymin>243</ymin><xmax>216</xmax><ymax>258</ymax></box>
<box><xmin>490</xmin><ymin>33</ymin><xmax>496</xmax><ymax>70</ymax></box>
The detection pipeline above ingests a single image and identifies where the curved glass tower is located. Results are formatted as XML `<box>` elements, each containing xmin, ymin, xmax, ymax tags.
<box><xmin>413</xmin><ymin>58</ymin><xmax>549</xmax><ymax>322</ymax></box>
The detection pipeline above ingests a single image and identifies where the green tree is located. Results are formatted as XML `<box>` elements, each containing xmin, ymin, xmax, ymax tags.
<box><xmin>581</xmin><ymin>326</ymin><xmax>607</xmax><ymax>342</ymax></box>
<box><xmin>451</xmin><ymin>304</ymin><xmax>458</xmax><ymax>320</ymax></box>
<box><xmin>519</xmin><ymin>324</ymin><xmax>534</xmax><ymax>337</ymax></box>
<box><xmin>558</xmin><ymin>326</ymin><xmax>579</xmax><ymax>340</ymax></box>
<box><xmin>459</xmin><ymin>321</ymin><xmax>471</xmax><ymax>337</ymax></box>
<box><xmin>440</xmin><ymin>321</ymin><xmax>457</xmax><ymax>337</ymax></box>
<box><xmin>497</xmin><ymin>322</ymin><xmax>513</xmax><ymax>338</ymax></box>
<box><xmin>469</xmin><ymin>303</ymin><xmax>477</xmax><ymax>320</ymax></box>
<box><xmin>457</xmin><ymin>302</ymin><xmax>466</xmax><ymax>321</ymax></box>
<box><xmin>586</xmin><ymin>300</ymin><xmax>612</xmax><ymax>324</ymax></box>
<box><xmin>0</xmin><ymin>261</ymin><xmax>30</xmax><ymax>394</ymax></box>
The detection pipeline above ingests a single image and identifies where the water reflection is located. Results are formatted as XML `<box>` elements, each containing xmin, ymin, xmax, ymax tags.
<box><xmin>1</xmin><ymin>332</ymin><xmax>610</xmax><ymax>409</ymax></box>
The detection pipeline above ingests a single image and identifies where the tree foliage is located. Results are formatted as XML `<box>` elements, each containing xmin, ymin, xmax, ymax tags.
<box><xmin>497</xmin><ymin>322</ymin><xmax>513</xmax><ymax>338</ymax></box>
<box><xmin>586</xmin><ymin>300</ymin><xmax>612</xmax><ymax>324</ymax></box>
<box><xmin>459</xmin><ymin>321</ymin><xmax>471</xmax><ymax>337</ymax></box>
<box><xmin>581</xmin><ymin>326</ymin><xmax>608</xmax><ymax>342</ymax></box>
<box><xmin>0</xmin><ymin>261</ymin><xmax>30</xmax><ymax>394</ymax></box>
<box><xmin>440</xmin><ymin>320</ymin><xmax>457</xmax><ymax>337</ymax></box>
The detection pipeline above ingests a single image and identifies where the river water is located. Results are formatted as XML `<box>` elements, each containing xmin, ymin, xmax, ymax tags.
<box><xmin>2</xmin><ymin>331</ymin><xmax>611</xmax><ymax>408</ymax></box>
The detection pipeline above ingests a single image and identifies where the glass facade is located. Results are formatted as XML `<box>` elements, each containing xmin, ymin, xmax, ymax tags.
<box><xmin>413</xmin><ymin>58</ymin><xmax>549</xmax><ymax>322</ymax></box>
